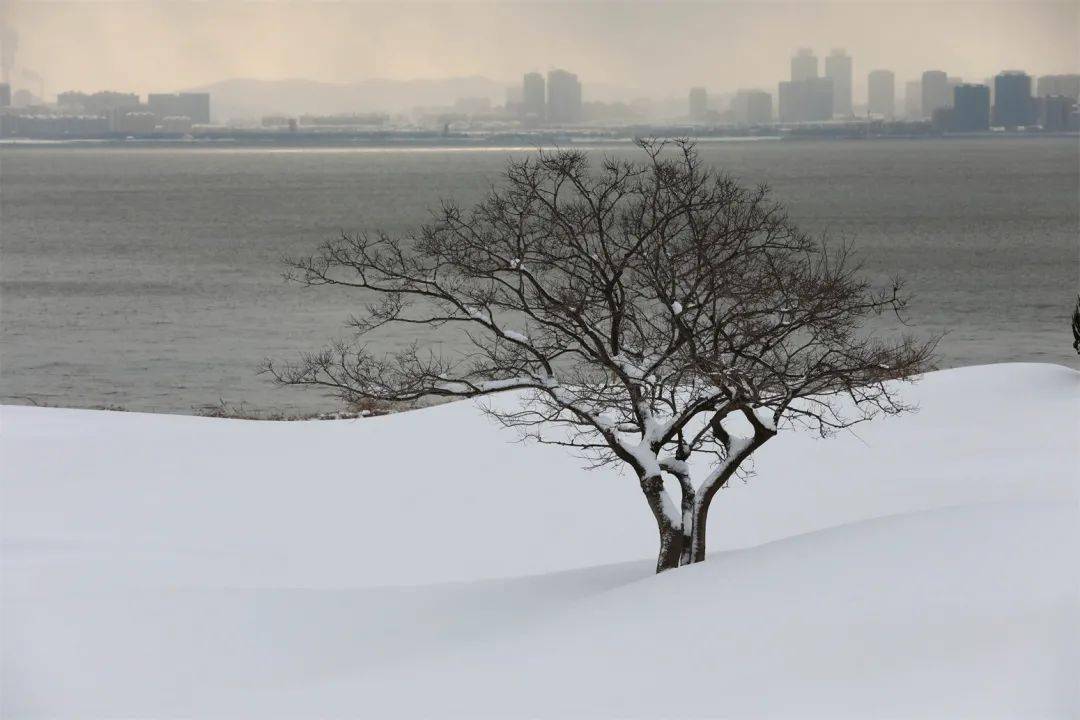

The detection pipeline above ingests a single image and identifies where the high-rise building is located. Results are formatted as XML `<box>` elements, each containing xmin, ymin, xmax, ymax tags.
<box><xmin>0</xmin><ymin>82</ymin><xmax>9</xmax><ymax>108</ymax></box>
<box><xmin>688</xmin><ymin>87</ymin><xmax>708</xmax><ymax>121</ymax></box>
<box><xmin>778</xmin><ymin>77</ymin><xmax>833</xmax><ymax>123</ymax></box>
<box><xmin>546</xmin><ymin>69</ymin><xmax>582</xmax><ymax>125</ymax></box>
<box><xmin>187</xmin><ymin>93</ymin><xmax>211</xmax><ymax>124</ymax></box>
<box><xmin>904</xmin><ymin>80</ymin><xmax>921</xmax><ymax>119</ymax></box>
<box><xmin>1036</xmin><ymin>74</ymin><xmax>1080</xmax><ymax>100</ymax></box>
<box><xmin>993</xmin><ymin>71</ymin><xmax>1033</xmax><ymax>128</ymax></box>
<box><xmin>1041</xmin><ymin>95</ymin><xmax>1077</xmax><ymax>131</ymax></box>
<box><xmin>546</xmin><ymin>71</ymin><xmax>580</xmax><ymax>124</ymax></box>
<box><xmin>867</xmin><ymin>70</ymin><xmax>895</xmax><ymax>118</ymax></box>
<box><xmin>825</xmin><ymin>49</ymin><xmax>853</xmax><ymax>116</ymax></box>
<box><xmin>791</xmin><ymin>48</ymin><xmax>817</xmax><ymax>82</ymax></box>
<box><xmin>805</xmin><ymin>78</ymin><xmax>834</xmax><ymax>121</ymax></box>
<box><xmin>147</xmin><ymin>93</ymin><xmax>210</xmax><ymax>124</ymax></box>
<box><xmin>521</xmin><ymin>72</ymin><xmax>546</xmax><ymax>122</ymax></box>
<box><xmin>921</xmin><ymin>71</ymin><xmax>949</xmax><ymax>118</ymax></box>
<box><xmin>952</xmin><ymin>84</ymin><xmax>990</xmax><ymax>131</ymax></box>
<box><xmin>731</xmin><ymin>90</ymin><xmax>772</xmax><ymax>125</ymax></box>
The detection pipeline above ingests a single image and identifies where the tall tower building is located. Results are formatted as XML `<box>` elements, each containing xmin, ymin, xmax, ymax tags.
<box><xmin>825</xmin><ymin>49</ymin><xmax>853</xmax><ymax>116</ymax></box>
<box><xmin>867</xmin><ymin>70</ymin><xmax>895</xmax><ymax>118</ymax></box>
<box><xmin>791</xmin><ymin>48</ymin><xmax>818</xmax><ymax>82</ymax></box>
<box><xmin>521</xmin><ymin>72</ymin><xmax>546</xmax><ymax>122</ymax></box>
<box><xmin>993</xmin><ymin>71</ymin><xmax>1033</xmax><ymax>128</ymax></box>
<box><xmin>921</xmin><ymin>70</ymin><xmax>949</xmax><ymax>118</ymax></box>
<box><xmin>546</xmin><ymin>69</ymin><xmax>582</xmax><ymax>125</ymax></box>
<box><xmin>952</xmin><ymin>84</ymin><xmax>990</xmax><ymax>131</ymax></box>
<box><xmin>781</xmin><ymin>48</ymin><xmax>829</xmax><ymax>123</ymax></box>
<box><xmin>688</xmin><ymin>87</ymin><xmax>708</xmax><ymax>121</ymax></box>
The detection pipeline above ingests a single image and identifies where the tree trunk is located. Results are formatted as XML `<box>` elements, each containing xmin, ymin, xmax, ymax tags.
<box><xmin>640</xmin><ymin>473</ymin><xmax>682</xmax><ymax>573</ymax></box>
<box><xmin>656</xmin><ymin>525</ymin><xmax>683</xmax><ymax>572</ymax></box>
<box><xmin>678</xmin><ymin>490</ymin><xmax>695</xmax><ymax>567</ymax></box>
<box><xmin>688</xmin><ymin>500</ymin><xmax>709</xmax><ymax>564</ymax></box>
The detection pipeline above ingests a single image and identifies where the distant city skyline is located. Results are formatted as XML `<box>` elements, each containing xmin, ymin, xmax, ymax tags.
<box><xmin>1</xmin><ymin>1</ymin><xmax>1076</xmax><ymax>103</ymax></box>
<box><xmin>6</xmin><ymin>53</ymin><xmax>1077</xmax><ymax>132</ymax></box>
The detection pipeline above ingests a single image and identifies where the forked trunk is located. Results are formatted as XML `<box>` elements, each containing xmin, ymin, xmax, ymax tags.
<box><xmin>645</xmin><ymin>477</ymin><xmax>708</xmax><ymax>572</ymax></box>
<box><xmin>647</xmin><ymin>423</ymin><xmax>775</xmax><ymax>572</ymax></box>
<box><xmin>656</xmin><ymin>504</ymin><xmax>705</xmax><ymax>571</ymax></box>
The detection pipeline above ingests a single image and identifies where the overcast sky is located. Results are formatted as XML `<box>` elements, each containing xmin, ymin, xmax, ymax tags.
<box><xmin>3</xmin><ymin>1</ymin><xmax>1077</xmax><ymax>100</ymax></box>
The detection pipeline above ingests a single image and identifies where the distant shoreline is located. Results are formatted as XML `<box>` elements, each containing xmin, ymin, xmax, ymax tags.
<box><xmin>2</xmin><ymin>129</ymin><xmax>1077</xmax><ymax>150</ymax></box>
<box><xmin>6</xmin><ymin>362</ymin><xmax>1079</xmax><ymax>419</ymax></box>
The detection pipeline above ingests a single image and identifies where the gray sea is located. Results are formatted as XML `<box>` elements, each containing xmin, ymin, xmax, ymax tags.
<box><xmin>2</xmin><ymin>137</ymin><xmax>1078</xmax><ymax>414</ymax></box>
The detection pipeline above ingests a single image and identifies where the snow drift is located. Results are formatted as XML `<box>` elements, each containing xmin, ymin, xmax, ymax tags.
<box><xmin>2</xmin><ymin>363</ymin><xmax>1078</xmax><ymax>718</ymax></box>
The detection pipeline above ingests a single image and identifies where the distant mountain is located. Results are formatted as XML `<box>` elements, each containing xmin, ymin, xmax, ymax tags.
<box><xmin>185</xmin><ymin>76</ymin><xmax>512</xmax><ymax>122</ymax></box>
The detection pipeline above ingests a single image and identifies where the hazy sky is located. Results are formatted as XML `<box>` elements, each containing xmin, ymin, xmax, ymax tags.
<box><xmin>3</xmin><ymin>0</ymin><xmax>1077</xmax><ymax>100</ymax></box>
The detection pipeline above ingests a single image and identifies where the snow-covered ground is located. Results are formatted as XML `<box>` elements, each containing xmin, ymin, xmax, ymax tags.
<box><xmin>2</xmin><ymin>363</ymin><xmax>1077</xmax><ymax>718</ymax></box>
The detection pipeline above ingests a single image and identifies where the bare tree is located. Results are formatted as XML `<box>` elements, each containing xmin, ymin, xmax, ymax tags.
<box><xmin>265</xmin><ymin>140</ymin><xmax>936</xmax><ymax>573</ymax></box>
